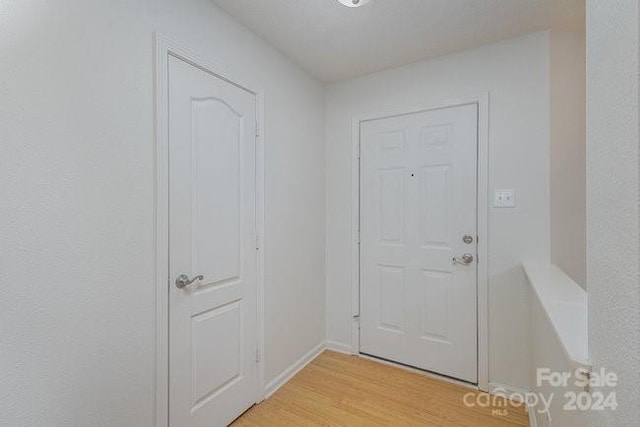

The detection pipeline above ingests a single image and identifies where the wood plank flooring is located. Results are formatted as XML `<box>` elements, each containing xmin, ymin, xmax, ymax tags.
<box><xmin>232</xmin><ymin>351</ymin><xmax>529</xmax><ymax>426</ymax></box>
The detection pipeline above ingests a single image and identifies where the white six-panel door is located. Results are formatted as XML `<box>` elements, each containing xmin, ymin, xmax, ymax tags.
<box><xmin>168</xmin><ymin>54</ymin><xmax>258</xmax><ymax>427</ymax></box>
<box><xmin>360</xmin><ymin>104</ymin><xmax>479</xmax><ymax>383</ymax></box>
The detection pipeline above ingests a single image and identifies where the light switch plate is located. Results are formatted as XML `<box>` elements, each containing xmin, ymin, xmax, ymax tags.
<box><xmin>494</xmin><ymin>189</ymin><xmax>516</xmax><ymax>208</ymax></box>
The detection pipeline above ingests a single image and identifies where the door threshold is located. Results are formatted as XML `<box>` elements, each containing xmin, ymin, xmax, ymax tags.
<box><xmin>358</xmin><ymin>352</ymin><xmax>479</xmax><ymax>391</ymax></box>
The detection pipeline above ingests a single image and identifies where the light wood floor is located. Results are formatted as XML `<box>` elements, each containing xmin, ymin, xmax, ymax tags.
<box><xmin>233</xmin><ymin>351</ymin><xmax>528</xmax><ymax>426</ymax></box>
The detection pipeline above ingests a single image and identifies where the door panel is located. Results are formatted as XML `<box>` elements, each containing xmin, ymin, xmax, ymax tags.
<box><xmin>168</xmin><ymin>54</ymin><xmax>258</xmax><ymax>427</ymax></box>
<box><xmin>420</xmin><ymin>165</ymin><xmax>450</xmax><ymax>246</ymax></box>
<box><xmin>419</xmin><ymin>270</ymin><xmax>450</xmax><ymax>342</ymax></box>
<box><xmin>378</xmin><ymin>168</ymin><xmax>405</xmax><ymax>243</ymax></box>
<box><xmin>190</xmin><ymin>302</ymin><xmax>241</xmax><ymax>408</ymax></box>
<box><xmin>190</xmin><ymin>98</ymin><xmax>242</xmax><ymax>286</ymax></box>
<box><xmin>379</xmin><ymin>265</ymin><xmax>405</xmax><ymax>333</ymax></box>
<box><xmin>360</xmin><ymin>104</ymin><xmax>478</xmax><ymax>383</ymax></box>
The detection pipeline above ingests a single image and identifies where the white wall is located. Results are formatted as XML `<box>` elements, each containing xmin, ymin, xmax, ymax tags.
<box><xmin>550</xmin><ymin>31</ymin><xmax>587</xmax><ymax>288</ymax></box>
<box><xmin>325</xmin><ymin>32</ymin><xmax>559</xmax><ymax>390</ymax></box>
<box><xmin>586</xmin><ymin>0</ymin><xmax>640</xmax><ymax>425</ymax></box>
<box><xmin>0</xmin><ymin>0</ymin><xmax>325</xmax><ymax>425</ymax></box>
<box><xmin>529</xmin><ymin>293</ymin><xmax>586</xmax><ymax>427</ymax></box>
<box><xmin>526</xmin><ymin>263</ymin><xmax>589</xmax><ymax>427</ymax></box>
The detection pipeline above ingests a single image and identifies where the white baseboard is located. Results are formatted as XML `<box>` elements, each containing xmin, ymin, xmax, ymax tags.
<box><xmin>529</xmin><ymin>405</ymin><xmax>538</xmax><ymax>427</ymax></box>
<box><xmin>326</xmin><ymin>340</ymin><xmax>353</xmax><ymax>355</ymax></box>
<box><xmin>263</xmin><ymin>341</ymin><xmax>326</xmax><ymax>399</ymax></box>
<box><xmin>489</xmin><ymin>382</ymin><xmax>530</xmax><ymax>403</ymax></box>
<box><xmin>489</xmin><ymin>382</ymin><xmax>536</xmax><ymax>426</ymax></box>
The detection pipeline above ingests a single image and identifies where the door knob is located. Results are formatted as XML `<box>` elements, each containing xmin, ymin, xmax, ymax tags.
<box><xmin>175</xmin><ymin>274</ymin><xmax>204</xmax><ymax>289</ymax></box>
<box><xmin>453</xmin><ymin>253</ymin><xmax>474</xmax><ymax>265</ymax></box>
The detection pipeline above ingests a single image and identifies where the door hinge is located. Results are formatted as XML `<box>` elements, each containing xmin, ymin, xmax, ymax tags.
<box><xmin>255</xmin><ymin>235</ymin><xmax>261</xmax><ymax>251</ymax></box>
<box><xmin>356</xmin><ymin>229</ymin><xmax>361</xmax><ymax>245</ymax></box>
<box><xmin>255</xmin><ymin>347</ymin><xmax>261</xmax><ymax>363</ymax></box>
<box><xmin>255</xmin><ymin>120</ymin><xmax>260</xmax><ymax>138</ymax></box>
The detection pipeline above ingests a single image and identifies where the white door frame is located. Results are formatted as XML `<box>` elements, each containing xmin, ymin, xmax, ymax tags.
<box><xmin>153</xmin><ymin>33</ymin><xmax>266</xmax><ymax>427</ymax></box>
<box><xmin>350</xmin><ymin>94</ymin><xmax>489</xmax><ymax>391</ymax></box>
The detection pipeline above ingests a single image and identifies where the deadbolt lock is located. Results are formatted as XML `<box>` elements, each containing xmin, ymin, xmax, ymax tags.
<box><xmin>463</xmin><ymin>235</ymin><xmax>474</xmax><ymax>244</ymax></box>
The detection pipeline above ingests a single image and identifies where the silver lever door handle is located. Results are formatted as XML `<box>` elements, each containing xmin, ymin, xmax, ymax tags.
<box><xmin>175</xmin><ymin>274</ymin><xmax>204</xmax><ymax>289</ymax></box>
<box><xmin>453</xmin><ymin>253</ymin><xmax>474</xmax><ymax>265</ymax></box>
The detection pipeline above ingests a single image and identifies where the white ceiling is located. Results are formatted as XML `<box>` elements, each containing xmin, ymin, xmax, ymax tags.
<box><xmin>211</xmin><ymin>0</ymin><xmax>585</xmax><ymax>82</ymax></box>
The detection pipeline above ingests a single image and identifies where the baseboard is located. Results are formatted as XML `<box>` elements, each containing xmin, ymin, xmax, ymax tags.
<box><xmin>528</xmin><ymin>403</ymin><xmax>538</xmax><ymax>427</ymax></box>
<box><xmin>489</xmin><ymin>382</ymin><xmax>536</xmax><ymax>426</ymax></box>
<box><xmin>488</xmin><ymin>382</ymin><xmax>531</xmax><ymax>404</ymax></box>
<box><xmin>326</xmin><ymin>340</ymin><xmax>353</xmax><ymax>355</ymax></box>
<box><xmin>263</xmin><ymin>341</ymin><xmax>326</xmax><ymax>399</ymax></box>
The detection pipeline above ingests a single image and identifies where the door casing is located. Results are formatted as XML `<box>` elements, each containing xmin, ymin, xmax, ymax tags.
<box><xmin>154</xmin><ymin>33</ymin><xmax>266</xmax><ymax>427</ymax></box>
<box><xmin>350</xmin><ymin>95</ymin><xmax>490</xmax><ymax>392</ymax></box>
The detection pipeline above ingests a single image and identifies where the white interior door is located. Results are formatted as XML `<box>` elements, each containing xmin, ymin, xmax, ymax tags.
<box><xmin>360</xmin><ymin>104</ymin><xmax>478</xmax><ymax>383</ymax></box>
<box><xmin>168</xmin><ymin>54</ymin><xmax>258</xmax><ymax>427</ymax></box>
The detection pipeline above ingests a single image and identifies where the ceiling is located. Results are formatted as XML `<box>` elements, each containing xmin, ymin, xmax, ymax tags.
<box><xmin>211</xmin><ymin>0</ymin><xmax>585</xmax><ymax>82</ymax></box>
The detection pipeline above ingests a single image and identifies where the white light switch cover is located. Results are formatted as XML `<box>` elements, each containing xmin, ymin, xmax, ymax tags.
<box><xmin>494</xmin><ymin>189</ymin><xmax>516</xmax><ymax>208</ymax></box>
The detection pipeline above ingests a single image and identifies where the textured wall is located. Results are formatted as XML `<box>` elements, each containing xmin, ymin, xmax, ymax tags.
<box><xmin>0</xmin><ymin>0</ymin><xmax>325</xmax><ymax>425</ymax></box>
<box><xmin>586</xmin><ymin>0</ymin><xmax>640</xmax><ymax>425</ymax></box>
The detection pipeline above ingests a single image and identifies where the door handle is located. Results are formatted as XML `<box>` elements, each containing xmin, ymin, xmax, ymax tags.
<box><xmin>453</xmin><ymin>253</ymin><xmax>474</xmax><ymax>265</ymax></box>
<box><xmin>175</xmin><ymin>274</ymin><xmax>204</xmax><ymax>289</ymax></box>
